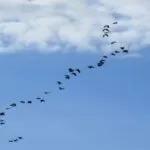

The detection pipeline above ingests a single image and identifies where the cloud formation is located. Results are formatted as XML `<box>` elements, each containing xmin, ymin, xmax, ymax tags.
<box><xmin>0</xmin><ymin>0</ymin><xmax>149</xmax><ymax>54</ymax></box>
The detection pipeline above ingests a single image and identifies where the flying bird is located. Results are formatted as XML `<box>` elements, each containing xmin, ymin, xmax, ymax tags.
<box><xmin>57</xmin><ymin>81</ymin><xmax>62</xmax><ymax>85</ymax></box>
<box><xmin>44</xmin><ymin>92</ymin><xmax>50</xmax><ymax>95</ymax></box>
<box><xmin>110</xmin><ymin>41</ymin><xmax>117</xmax><ymax>44</ymax></box>
<box><xmin>18</xmin><ymin>137</ymin><xmax>23</xmax><ymax>140</ymax></box>
<box><xmin>65</xmin><ymin>75</ymin><xmax>70</xmax><ymax>79</ymax></box>
<box><xmin>123</xmin><ymin>50</ymin><xmax>128</xmax><ymax>53</ymax></box>
<box><xmin>68</xmin><ymin>68</ymin><xmax>74</xmax><ymax>73</ymax></box>
<box><xmin>59</xmin><ymin>87</ymin><xmax>65</xmax><ymax>90</ymax></box>
<box><xmin>103</xmin><ymin>28</ymin><xmax>110</xmax><ymax>32</ymax></box>
<box><xmin>120</xmin><ymin>46</ymin><xmax>125</xmax><ymax>50</ymax></box>
<box><xmin>88</xmin><ymin>65</ymin><xmax>95</xmax><ymax>69</ymax></box>
<box><xmin>103</xmin><ymin>56</ymin><xmax>108</xmax><ymax>59</ymax></box>
<box><xmin>10</xmin><ymin>103</ymin><xmax>16</xmax><ymax>107</ymax></box>
<box><xmin>104</xmin><ymin>25</ymin><xmax>110</xmax><ymax>28</ymax></box>
<box><xmin>40</xmin><ymin>99</ymin><xmax>45</xmax><ymax>103</ymax></box>
<box><xmin>20</xmin><ymin>101</ymin><xmax>25</xmax><ymax>104</ymax></box>
<box><xmin>75</xmin><ymin>68</ymin><xmax>81</xmax><ymax>73</ymax></box>
<box><xmin>111</xmin><ymin>53</ymin><xmax>116</xmax><ymax>56</ymax></box>
<box><xmin>103</xmin><ymin>33</ymin><xmax>109</xmax><ymax>37</ymax></box>
<box><xmin>72</xmin><ymin>72</ymin><xmax>77</xmax><ymax>76</ymax></box>
<box><xmin>114</xmin><ymin>50</ymin><xmax>120</xmax><ymax>53</ymax></box>
<box><xmin>0</xmin><ymin>112</ymin><xmax>5</xmax><ymax>116</ymax></box>
<box><xmin>113</xmin><ymin>21</ymin><xmax>118</xmax><ymax>24</ymax></box>
<box><xmin>27</xmin><ymin>101</ymin><xmax>32</xmax><ymax>104</ymax></box>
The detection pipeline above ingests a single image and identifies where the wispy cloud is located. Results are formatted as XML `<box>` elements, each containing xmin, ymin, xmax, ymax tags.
<box><xmin>0</xmin><ymin>0</ymin><xmax>149</xmax><ymax>54</ymax></box>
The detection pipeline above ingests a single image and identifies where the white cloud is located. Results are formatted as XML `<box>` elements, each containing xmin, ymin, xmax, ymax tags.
<box><xmin>0</xmin><ymin>0</ymin><xmax>149</xmax><ymax>54</ymax></box>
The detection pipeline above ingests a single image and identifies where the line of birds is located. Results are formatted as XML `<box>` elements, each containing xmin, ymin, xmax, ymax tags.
<box><xmin>9</xmin><ymin>137</ymin><xmax>23</xmax><ymax>143</ymax></box>
<box><xmin>0</xmin><ymin>21</ymin><xmax>129</xmax><ymax>143</ymax></box>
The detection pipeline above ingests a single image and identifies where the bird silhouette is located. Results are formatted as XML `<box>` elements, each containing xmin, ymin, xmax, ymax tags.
<box><xmin>44</xmin><ymin>92</ymin><xmax>50</xmax><ymax>95</ymax></box>
<box><xmin>36</xmin><ymin>97</ymin><xmax>41</xmax><ymax>100</ymax></box>
<box><xmin>40</xmin><ymin>99</ymin><xmax>45</xmax><ymax>103</ymax></box>
<box><xmin>103</xmin><ymin>33</ymin><xmax>109</xmax><ymax>37</ymax></box>
<box><xmin>0</xmin><ymin>112</ymin><xmax>5</xmax><ymax>116</ymax></box>
<box><xmin>75</xmin><ymin>68</ymin><xmax>81</xmax><ymax>73</ymax></box>
<box><xmin>59</xmin><ymin>87</ymin><xmax>65</xmax><ymax>90</ymax></box>
<box><xmin>57</xmin><ymin>81</ymin><xmax>62</xmax><ymax>85</ymax></box>
<box><xmin>123</xmin><ymin>50</ymin><xmax>128</xmax><ymax>53</ymax></box>
<box><xmin>68</xmin><ymin>68</ymin><xmax>74</xmax><ymax>73</ymax></box>
<box><xmin>20</xmin><ymin>101</ymin><xmax>25</xmax><ymax>104</ymax></box>
<box><xmin>114</xmin><ymin>50</ymin><xmax>120</xmax><ymax>53</ymax></box>
<box><xmin>27</xmin><ymin>101</ymin><xmax>32</xmax><ymax>104</ymax></box>
<box><xmin>65</xmin><ymin>75</ymin><xmax>70</xmax><ymax>79</ymax></box>
<box><xmin>111</xmin><ymin>53</ymin><xmax>116</xmax><ymax>56</ymax></box>
<box><xmin>18</xmin><ymin>137</ymin><xmax>23</xmax><ymax>140</ymax></box>
<box><xmin>120</xmin><ymin>46</ymin><xmax>125</xmax><ymax>50</ymax></box>
<box><xmin>72</xmin><ymin>72</ymin><xmax>77</xmax><ymax>76</ymax></box>
<box><xmin>111</xmin><ymin>41</ymin><xmax>117</xmax><ymax>44</ymax></box>
<box><xmin>103</xmin><ymin>28</ymin><xmax>110</xmax><ymax>32</ymax></box>
<box><xmin>88</xmin><ymin>65</ymin><xmax>95</xmax><ymax>69</ymax></box>
<box><xmin>0</xmin><ymin>122</ymin><xmax>5</xmax><ymax>125</ymax></box>
<box><xmin>104</xmin><ymin>25</ymin><xmax>110</xmax><ymax>28</ymax></box>
<box><xmin>10</xmin><ymin>103</ymin><xmax>16</xmax><ymax>107</ymax></box>
<box><xmin>103</xmin><ymin>56</ymin><xmax>108</xmax><ymax>59</ymax></box>
<box><xmin>113</xmin><ymin>21</ymin><xmax>118</xmax><ymax>24</ymax></box>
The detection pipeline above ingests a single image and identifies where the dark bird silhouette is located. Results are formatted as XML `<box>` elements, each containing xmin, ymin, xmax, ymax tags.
<box><xmin>0</xmin><ymin>112</ymin><xmax>5</xmax><ymax>116</ymax></box>
<box><xmin>68</xmin><ymin>68</ymin><xmax>74</xmax><ymax>73</ymax></box>
<box><xmin>36</xmin><ymin>97</ymin><xmax>41</xmax><ymax>100</ymax></box>
<box><xmin>88</xmin><ymin>65</ymin><xmax>95</xmax><ymax>69</ymax></box>
<box><xmin>103</xmin><ymin>28</ymin><xmax>110</xmax><ymax>32</ymax></box>
<box><xmin>65</xmin><ymin>75</ymin><xmax>70</xmax><ymax>79</ymax></box>
<box><xmin>111</xmin><ymin>53</ymin><xmax>116</xmax><ymax>56</ymax></box>
<box><xmin>72</xmin><ymin>72</ymin><xmax>77</xmax><ymax>76</ymax></box>
<box><xmin>27</xmin><ymin>101</ymin><xmax>32</xmax><ymax>104</ymax></box>
<box><xmin>97</xmin><ymin>62</ymin><xmax>104</xmax><ymax>67</ymax></box>
<box><xmin>123</xmin><ymin>50</ymin><xmax>128</xmax><ymax>53</ymax></box>
<box><xmin>57</xmin><ymin>81</ymin><xmax>62</xmax><ymax>85</ymax></box>
<box><xmin>114</xmin><ymin>50</ymin><xmax>120</xmax><ymax>53</ymax></box>
<box><xmin>20</xmin><ymin>101</ymin><xmax>25</xmax><ymax>104</ymax></box>
<box><xmin>10</xmin><ymin>103</ymin><xmax>16</xmax><ymax>107</ymax></box>
<box><xmin>59</xmin><ymin>87</ymin><xmax>65</xmax><ymax>90</ymax></box>
<box><xmin>14</xmin><ymin>139</ymin><xmax>18</xmax><ymax>142</ymax></box>
<box><xmin>75</xmin><ymin>68</ymin><xmax>81</xmax><ymax>73</ymax></box>
<box><xmin>18</xmin><ymin>137</ymin><xmax>23</xmax><ymax>140</ymax></box>
<box><xmin>0</xmin><ymin>122</ymin><xmax>5</xmax><ymax>125</ymax></box>
<box><xmin>44</xmin><ymin>92</ymin><xmax>50</xmax><ymax>95</ymax></box>
<box><xmin>113</xmin><ymin>21</ymin><xmax>118</xmax><ymax>24</ymax></box>
<box><xmin>103</xmin><ymin>56</ymin><xmax>108</xmax><ymax>59</ymax></box>
<box><xmin>111</xmin><ymin>41</ymin><xmax>117</xmax><ymax>44</ymax></box>
<box><xmin>104</xmin><ymin>25</ymin><xmax>110</xmax><ymax>28</ymax></box>
<box><xmin>9</xmin><ymin>140</ymin><xmax>13</xmax><ymax>143</ymax></box>
<box><xmin>103</xmin><ymin>33</ymin><xmax>109</xmax><ymax>37</ymax></box>
<box><xmin>6</xmin><ymin>107</ymin><xmax>10</xmax><ymax>110</ymax></box>
<box><xmin>120</xmin><ymin>46</ymin><xmax>125</xmax><ymax>50</ymax></box>
<box><xmin>40</xmin><ymin>99</ymin><xmax>45</xmax><ymax>103</ymax></box>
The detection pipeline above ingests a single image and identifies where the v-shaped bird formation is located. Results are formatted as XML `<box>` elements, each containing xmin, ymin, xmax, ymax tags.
<box><xmin>0</xmin><ymin>20</ymin><xmax>129</xmax><ymax>143</ymax></box>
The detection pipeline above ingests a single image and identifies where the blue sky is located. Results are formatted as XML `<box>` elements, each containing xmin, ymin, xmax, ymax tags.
<box><xmin>0</xmin><ymin>0</ymin><xmax>150</xmax><ymax>150</ymax></box>
<box><xmin>0</xmin><ymin>48</ymin><xmax>150</xmax><ymax>150</ymax></box>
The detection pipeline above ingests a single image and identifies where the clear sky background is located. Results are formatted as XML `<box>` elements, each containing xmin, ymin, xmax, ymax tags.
<box><xmin>0</xmin><ymin>0</ymin><xmax>150</xmax><ymax>150</ymax></box>
<box><xmin>0</xmin><ymin>48</ymin><xmax>150</xmax><ymax>150</ymax></box>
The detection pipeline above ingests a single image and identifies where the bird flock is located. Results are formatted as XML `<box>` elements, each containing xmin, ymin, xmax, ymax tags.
<box><xmin>0</xmin><ymin>20</ymin><xmax>129</xmax><ymax>143</ymax></box>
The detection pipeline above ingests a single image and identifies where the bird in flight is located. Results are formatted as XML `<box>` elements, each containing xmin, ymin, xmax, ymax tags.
<box><xmin>68</xmin><ymin>68</ymin><xmax>74</xmax><ymax>73</ymax></box>
<box><xmin>88</xmin><ymin>65</ymin><xmax>95</xmax><ymax>69</ymax></box>
<box><xmin>75</xmin><ymin>68</ymin><xmax>81</xmax><ymax>73</ymax></box>
<box><xmin>57</xmin><ymin>81</ymin><xmax>62</xmax><ymax>85</ymax></box>
<box><xmin>65</xmin><ymin>75</ymin><xmax>70</xmax><ymax>79</ymax></box>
